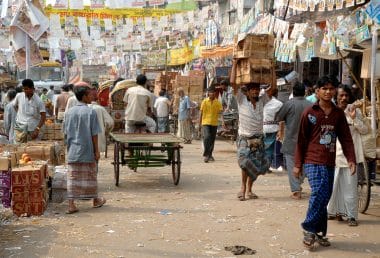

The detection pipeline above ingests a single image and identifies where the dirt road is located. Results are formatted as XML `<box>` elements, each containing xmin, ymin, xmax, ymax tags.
<box><xmin>1</xmin><ymin>140</ymin><xmax>380</xmax><ymax>257</ymax></box>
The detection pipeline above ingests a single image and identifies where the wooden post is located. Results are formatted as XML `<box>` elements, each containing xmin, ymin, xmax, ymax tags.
<box><xmin>25</xmin><ymin>34</ymin><xmax>31</xmax><ymax>79</ymax></box>
<box><xmin>363</xmin><ymin>79</ymin><xmax>367</xmax><ymax>116</ymax></box>
<box><xmin>338</xmin><ymin>50</ymin><xmax>363</xmax><ymax>93</ymax></box>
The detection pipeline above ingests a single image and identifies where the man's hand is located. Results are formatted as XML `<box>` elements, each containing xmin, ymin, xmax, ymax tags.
<box><xmin>293</xmin><ymin>167</ymin><xmax>302</xmax><ymax>178</ymax></box>
<box><xmin>348</xmin><ymin>162</ymin><xmax>356</xmax><ymax>175</ymax></box>
<box><xmin>94</xmin><ymin>151</ymin><xmax>100</xmax><ymax>161</ymax></box>
<box><xmin>31</xmin><ymin>129</ymin><xmax>39</xmax><ymax>140</ymax></box>
<box><xmin>276</xmin><ymin>131</ymin><xmax>284</xmax><ymax>142</ymax></box>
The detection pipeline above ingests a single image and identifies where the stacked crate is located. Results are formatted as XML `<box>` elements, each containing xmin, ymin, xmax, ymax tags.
<box><xmin>232</xmin><ymin>34</ymin><xmax>276</xmax><ymax>87</ymax></box>
<box><xmin>188</xmin><ymin>71</ymin><xmax>205</xmax><ymax>105</ymax></box>
<box><xmin>11</xmin><ymin>164</ymin><xmax>48</xmax><ymax>216</ymax></box>
<box><xmin>42</xmin><ymin>123</ymin><xmax>64</xmax><ymax>141</ymax></box>
<box><xmin>154</xmin><ymin>71</ymin><xmax>178</xmax><ymax>95</ymax></box>
<box><xmin>51</xmin><ymin>165</ymin><xmax>68</xmax><ymax>203</ymax></box>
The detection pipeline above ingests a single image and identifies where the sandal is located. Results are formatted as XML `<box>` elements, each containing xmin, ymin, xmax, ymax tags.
<box><xmin>65</xmin><ymin>208</ymin><xmax>79</xmax><ymax>214</ymax></box>
<box><xmin>303</xmin><ymin>231</ymin><xmax>316</xmax><ymax>250</ymax></box>
<box><xmin>237</xmin><ymin>191</ymin><xmax>245</xmax><ymax>201</ymax></box>
<box><xmin>316</xmin><ymin>234</ymin><xmax>331</xmax><ymax>247</ymax></box>
<box><xmin>348</xmin><ymin>218</ymin><xmax>358</xmax><ymax>226</ymax></box>
<box><xmin>291</xmin><ymin>192</ymin><xmax>301</xmax><ymax>200</ymax></box>
<box><xmin>93</xmin><ymin>197</ymin><xmax>106</xmax><ymax>208</ymax></box>
<box><xmin>246</xmin><ymin>192</ymin><xmax>258</xmax><ymax>199</ymax></box>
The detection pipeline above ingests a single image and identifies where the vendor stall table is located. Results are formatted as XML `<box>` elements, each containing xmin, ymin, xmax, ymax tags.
<box><xmin>110</xmin><ymin>133</ymin><xmax>182</xmax><ymax>187</ymax></box>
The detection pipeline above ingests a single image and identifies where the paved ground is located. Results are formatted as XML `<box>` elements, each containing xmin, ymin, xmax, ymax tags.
<box><xmin>1</xmin><ymin>139</ymin><xmax>380</xmax><ymax>258</ymax></box>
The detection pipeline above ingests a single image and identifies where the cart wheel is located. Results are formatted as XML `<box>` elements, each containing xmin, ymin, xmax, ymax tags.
<box><xmin>357</xmin><ymin>162</ymin><xmax>371</xmax><ymax>213</ymax></box>
<box><xmin>171</xmin><ymin>148</ymin><xmax>181</xmax><ymax>185</ymax></box>
<box><xmin>114</xmin><ymin>143</ymin><xmax>120</xmax><ymax>187</ymax></box>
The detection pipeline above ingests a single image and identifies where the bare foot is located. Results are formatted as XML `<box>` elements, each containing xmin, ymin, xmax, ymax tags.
<box><xmin>237</xmin><ymin>191</ymin><xmax>245</xmax><ymax>201</ymax></box>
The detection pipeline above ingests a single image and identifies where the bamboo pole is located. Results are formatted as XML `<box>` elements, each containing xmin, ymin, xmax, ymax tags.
<box><xmin>363</xmin><ymin>79</ymin><xmax>367</xmax><ymax>116</ymax></box>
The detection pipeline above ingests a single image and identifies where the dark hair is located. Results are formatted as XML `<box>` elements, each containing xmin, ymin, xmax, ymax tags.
<box><xmin>136</xmin><ymin>74</ymin><xmax>147</xmax><ymax>86</ymax></box>
<box><xmin>316</xmin><ymin>76</ymin><xmax>334</xmax><ymax>88</ymax></box>
<box><xmin>302</xmin><ymin>79</ymin><xmax>312</xmax><ymax>88</ymax></box>
<box><xmin>62</xmin><ymin>84</ymin><xmax>69</xmax><ymax>92</ymax></box>
<box><xmin>246</xmin><ymin>82</ymin><xmax>260</xmax><ymax>90</ymax></box>
<box><xmin>15</xmin><ymin>86</ymin><xmax>23</xmax><ymax>93</ymax></box>
<box><xmin>7</xmin><ymin>89</ymin><xmax>16</xmax><ymax>101</ymax></box>
<box><xmin>42</xmin><ymin>88</ymin><xmax>48</xmax><ymax>93</ymax></box>
<box><xmin>22</xmin><ymin>79</ymin><xmax>34</xmax><ymax>89</ymax></box>
<box><xmin>328</xmin><ymin>74</ymin><xmax>340</xmax><ymax>87</ymax></box>
<box><xmin>74</xmin><ymin>86</ymin><xmax>90</xmax><ymax>101</ymax></box>
<box><xmin>338</xmin><ymin>84</ymin><xmax>353</xmax><ymax>104</ymax></box>
<box><xmin>50</xmin><ymin>85</ymin><xmax>54</xmax><ymax>90</ymax></box>
<box><xmin>220</xmin><ymin>80</ymin><xmax>229</xmax><ymax>86</ymax></box>
<box><xmin>293</xmin><ymin>81</ymin><xmax>305</xmax><ymax>97</ymax></box>
<box><xmin>68</xmin><ymin>84</ymin><xmax>74</xmax><ymax>91</ymax></box>
<box><xmin>159</xmin><ymin>89</ymin><xmax>165</xmax><ymax>96</ymax></box>
<box><xmin>113</xmin><ymin>78</ymin><xmax>124</xmax><ymax>87</ymax></box>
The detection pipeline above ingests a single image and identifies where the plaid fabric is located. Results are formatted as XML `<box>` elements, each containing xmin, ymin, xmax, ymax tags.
<box><xmin>302</xmin><ymin>164</ymin><xmax>334</xmax><ymax>236</ymax></box>
<box><xmin>177</xmin><ymin>119</ymin><xmax>192</xmax><ymax>141</ymax></box>
<box><xmin>237</xmin><ymin>136</ymin><xmax>270</xmax><ymax>181</ymax></box>
<box><xmin>67</xmin><ymin>163</ymin><xmax>98</xmax><ymax>200</ymax></box>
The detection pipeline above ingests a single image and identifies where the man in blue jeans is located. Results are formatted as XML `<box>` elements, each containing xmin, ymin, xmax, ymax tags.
<box><xmin>276</xmin><ymin>82</ymin><xmax>311</xmax><ymax>199</ymax></box>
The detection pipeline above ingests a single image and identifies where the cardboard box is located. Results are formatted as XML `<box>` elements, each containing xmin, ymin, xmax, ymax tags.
<box><xmin>12</xmin><ymin>165</ymin><xmax>46</xmax><ymax>188</ymax></box>
<box><xmin>0</xmin><ymin>187</ymin><xmax>10</xmax><ymax>199</ymax></box>
<box><xmin>12</xmin><ymin>191</ymin><xmax>29</xmax><ymax>202</ymax></box>
<box><xmin>189</xmin><ymin>70</ymin><xmax>205</xmax><ymax>77</ymax></box>
<box><xmin>30</xmin><ymin>200</ymin><xmax>46</xmax><ymax>216</ymax></box>
<box><xmin>0</xmin><ymin>153</ymin><xmax>17</xmax><ymax>170</ymax></box>
<box><xmin>189</xmin><ymin>76</ymin><xmax>204</xmax><ymax>86</ymax></box>
<box><xmin>11</xmin><ymin>202</ymin><xmax>30</xmax><ymax>217</ymax></box>
<box><xmin>29</xmin><ymin>189</ymin><xmax>46</xmax><ymax>202</ymax></box>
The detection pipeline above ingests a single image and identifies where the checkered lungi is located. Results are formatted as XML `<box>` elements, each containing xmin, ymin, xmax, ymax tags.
<box><xmin>237</xmin><ymin>135</ymin><xmax>270</xmax><ymax>181</ymax></box>
<box><xmin>67</xmin><ymin>163</ymin><xmax>98</xmax><ymax>200</ymax></box>
<box><xmin>302</xmin><ymin>164</ymin><xmax>335</xmax><ymax>236</ymax></box>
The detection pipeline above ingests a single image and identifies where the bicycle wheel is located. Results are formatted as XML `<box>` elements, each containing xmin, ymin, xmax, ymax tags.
<box><xmin>171</xmin><ymin>148</ymin><xmax>181</xmax><ymax>185</ymax></box>
<box><xmin>357</xmin><ymin>162</ymin><xmax>371</xmax><ymax>213</ymax></box>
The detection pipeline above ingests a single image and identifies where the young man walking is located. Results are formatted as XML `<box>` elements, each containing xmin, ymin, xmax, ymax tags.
<box><xmin>64</xmin><ymin>85</ymin><xmax>105</xmax><ymax>214</ymax></box>
<box><xmin>294</xmin><ymin>76</ymin><xmax>356</xmax><ymax>249</ymax></box>
<box><xmin>199</xmin><ymin>87</ymin><xmax>223</xmax><ymax>163</ymax></box>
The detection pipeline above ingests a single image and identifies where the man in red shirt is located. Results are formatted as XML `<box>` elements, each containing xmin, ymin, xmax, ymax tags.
<box><xmin>294</xmin><ymin>76</ymin><xmax>356</xmax><ymax>249</ymax></box>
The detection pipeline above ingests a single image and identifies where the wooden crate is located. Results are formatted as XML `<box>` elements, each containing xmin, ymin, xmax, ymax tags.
<box><xmin>233</xmin><ymin>34</ymin><xmax>274</xmax><ymax>60</ymax></box>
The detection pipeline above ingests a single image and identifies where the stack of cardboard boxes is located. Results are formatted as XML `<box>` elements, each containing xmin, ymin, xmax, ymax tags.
<box><xmin>154</xmin><ymin>71</ymin><xmax>178</xmax><ymax>96</ymax></box>
<box><xmin>11</xmin><ymin>164</ymin><xmax>48</xmax><ymax>216</ymax></box>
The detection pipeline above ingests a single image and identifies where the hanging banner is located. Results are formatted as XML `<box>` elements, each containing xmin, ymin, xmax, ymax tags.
<box><xmin>44</xmin><ymin>7</ymin><xmax>182</xmax><ymax>20</ymax></box>
<box><xmin>168</xmin><ymin>46</ymin><xmax>193</xmax><ymax>66</ymax></box>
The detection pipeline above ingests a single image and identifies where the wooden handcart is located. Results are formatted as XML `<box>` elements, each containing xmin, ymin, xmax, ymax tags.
<box><xmin>111</xmin><ymin>133</ymin><xmax>182</xmax><ymax>186</ymax></box>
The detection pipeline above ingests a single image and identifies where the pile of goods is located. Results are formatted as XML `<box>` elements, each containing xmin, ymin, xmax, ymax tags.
<box><xmin>230</xmin><ymin>34</ymin><xmax>276</xmax><ymax>87</ymax></box>
<box><xmin>98</xmin><ymin>80</ymin><xmax>114</xmax><ymax>107</ymax></box>
<box><xmin>0</xmin><ymin>141</ymin><xmax>65</xmax><ymax>216</ymax></box>
<box><xmin>170</xmin><ymin>70</ymin><xmax>205</xmax><ymax>114</ymax></box>
<box><xmin>154</xmin><ymin>71</ymin><xmax>178</xmax><ymax>96</ymax></box>
<box><xmin>41</xmin><ymin>120</ymin><xmax>64</xmax><ymax>141</ymax></box>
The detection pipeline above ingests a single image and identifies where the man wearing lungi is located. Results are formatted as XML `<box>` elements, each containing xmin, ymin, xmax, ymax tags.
<box><xmin>294</xmin><ymin>76</ymin><xmax>356</xmax><ymax>249</ymax></box>
<box><xmin>236</xmin><ymin>83</ymin><xmax>270</xmax><ymax>201</ymax></box>
<box><xmin>64</xmin><ymin>85</ymin><xmax>106</xmax><ymax>214</ymax></box>
<box><xmin>327</xmin><ymin>85</ymin><xmax>367</xmax><ymax>226</ymax></box>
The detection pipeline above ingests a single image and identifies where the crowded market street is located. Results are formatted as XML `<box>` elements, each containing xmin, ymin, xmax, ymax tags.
<box><xmin>1</xmin><ymin>139</ymin><xmax>379</xmax><ymax>258</ymax></box>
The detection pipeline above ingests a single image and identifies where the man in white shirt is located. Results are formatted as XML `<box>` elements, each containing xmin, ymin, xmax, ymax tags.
<box><xmin>47</xmin><ymin>85</ymin><xmax>55</xmax><ymax>101</ymax></box>
<box><xmin>123</xmin><ymin>75</ymin><xmax>156</xmax><ymax>133</ymax></box>
<box><xmin>88</xmin><ymin>89</ymin><xmax>114</xmax><ymax>155</ymax></box>
<box><xmin>154</xmin><ymin>89</ymin><xmax>171</xmax><ymax>133</ymax></box>
<box><xmin>13</xmin><ymin>79</ymin><xmax>46</xmax><ymax>143</ymax></box>
<box><xmin>236</xmin><ymin>83</ymin><xmax>270</xmax><ymax>201</ymax></box>
<box><xmin>263</xmin><ymin>88</ymin><xmax>283</xmax><ymax>171</ymax></box>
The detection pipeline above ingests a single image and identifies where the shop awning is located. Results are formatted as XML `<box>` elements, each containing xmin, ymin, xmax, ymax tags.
<box><xmin>200</xmin><ymin>45</ymin><xmax>234</xmax><ymax>59</ymax></box>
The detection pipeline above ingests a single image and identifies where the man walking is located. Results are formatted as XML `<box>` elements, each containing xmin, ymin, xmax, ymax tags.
<box><xmin>177</xmin><ymin>88</ymin><xmax>192</xmax><ymax>143</ymax></box>
<box><xmin>294</xmin><ymin>76</ymin><xmax>356</xmax><ymax>249</ymax></box>
<box><xmin>327</xmin><ymin>85</ymin><xmax>367</xmax><ymax>226</ymax></box>
<box><xmin>236</xmin><ymin>83</ymin><xmax>270</xmax><ymax>201</ymax></box>
<box><xmin>199</xmin><ymin>87</ymin><xmax>222</xmax><ymax>163</ymax></box>
<box><xmin>13</xmin><ymin>79</ymin><xmax>46</xmax><ymax>143</ymax></box>
<box><xmin>55</xmin><ymin>84</ymin><xmax>71</xmax><ymax>122</ymax></box>
<box><xmin>154</xmin><ymin>89</ymin><xmax>171</xmax><ymax>133</ymax></box>
<box><xmin>276</xmin><ymin>82</ymin><xmax>311</xmax><ymax>199</ymax></box>
<box><xmin>263</xmin><ymin>88</ymin><xmax>283</xmax><ymax>170</ymax></box>
<box><xmin>64</xmin><ymin>85</ymin><xmax>105</xmax><ymax>214</ymax></box>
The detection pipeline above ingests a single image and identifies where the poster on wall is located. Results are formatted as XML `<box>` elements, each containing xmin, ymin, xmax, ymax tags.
<box><xmin>91</xmin><ymin>0</ymin><xmax>105</xmax><ymax>8</ymax></box>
